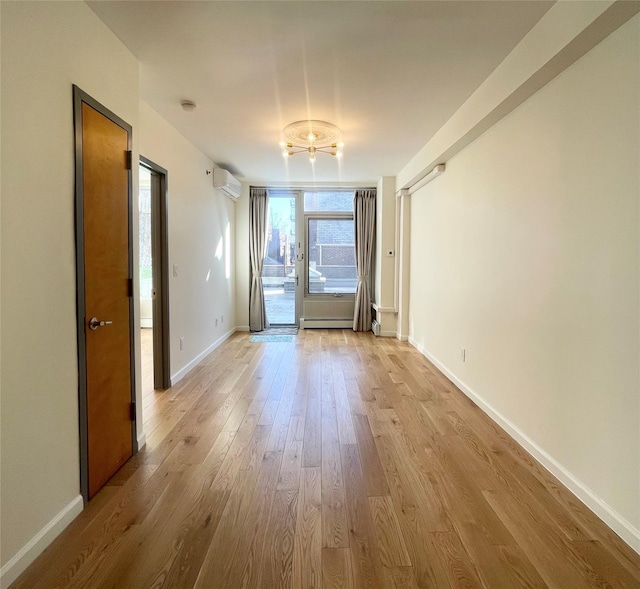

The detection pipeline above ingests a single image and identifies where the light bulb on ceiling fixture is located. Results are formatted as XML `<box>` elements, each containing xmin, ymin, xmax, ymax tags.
<box><xmin>279</xmin><ymin>120</ymin><xmax>343</xmax><ymax>164</ymax></box>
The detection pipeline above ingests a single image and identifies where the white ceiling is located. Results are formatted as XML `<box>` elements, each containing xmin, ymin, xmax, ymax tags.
<box><xmin>88</xmin><ymin>1</ymin><xmax>553</xmax><ymax>183</ymax></box>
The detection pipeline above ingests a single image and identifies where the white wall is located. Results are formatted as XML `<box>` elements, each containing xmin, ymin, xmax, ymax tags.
<box><xmin>0</xmin><ymin>0</ymin><xmax>139</xmax><ymax>581</ymax></box>
<box><xmin>374</xmin><ymin>177</ymin><xmax>397</xmax><ymax>336</ymax></box>
<box><xmin>408</xmin><ymin>15</ymin><xmax>639</xmax><ymax>545</ymax></box>
<box><xmin>396</xmin><ymin>1</ymin><xmax>637</xmax><ymax>191</ymax></box>
<box><xmin>139</xmin><ymin>102</ymin><xmax>236</xmax><ymax>382</ymax></box>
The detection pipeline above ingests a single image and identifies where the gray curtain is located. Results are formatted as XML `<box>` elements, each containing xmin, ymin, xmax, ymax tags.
<box><xmin>353</xmin><ymin>189</ymin><xmax>376</xmax><ymax>331</ymax></box>
<box><xmin>249</xmin><ymin>187</ymin><xmax>270</xmax><ymax>332</ymax></box>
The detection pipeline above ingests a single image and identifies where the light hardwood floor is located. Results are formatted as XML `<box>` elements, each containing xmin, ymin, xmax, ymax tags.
<box><xmin>12</xmin><ymin>330</ymin><xmax>640</xmax><ymax>588</ymax></box>
<box><xmin>141</xmin><ymin>327</ymin><xmax>154</xmax><ymax>397</ymax></box>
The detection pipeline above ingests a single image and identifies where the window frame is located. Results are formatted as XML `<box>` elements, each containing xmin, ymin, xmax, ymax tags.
<box><xmin>304</xmin><ymin>205</ymin><xmax>356</xmax><ymax>299</ymax></box>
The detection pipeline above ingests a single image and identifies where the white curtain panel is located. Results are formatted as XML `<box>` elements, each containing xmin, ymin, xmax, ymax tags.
<box><xmin>249</xmin><ymin>187</ymin><xmax>270</xmax><ymax>332</ymax></box>
<box><xmin>353</xmin><ymin>189</ymin><xmax>376</xmax><ymax>331</ymax></box>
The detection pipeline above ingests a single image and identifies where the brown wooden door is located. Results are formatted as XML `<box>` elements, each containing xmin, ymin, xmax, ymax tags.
<box><xmin>80</xmin><ymin>99</ymin><xmax>134</xmax><ymax>498</ymax></box>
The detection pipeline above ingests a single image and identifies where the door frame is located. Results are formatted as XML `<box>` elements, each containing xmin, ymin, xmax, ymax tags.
<box><xmin>140</xmin><ymin>156</ymin><xmax>171</xmax><ymax>390</ymax></box>
<box><xmin>73</xmin><ymin>85</ymin><xmax>137</xmax><ymax>503</ymax></box>
<box><xmin>265</xmin><ymin>189</ymin><xmax>302</xmax><ymax>326</ymax></box>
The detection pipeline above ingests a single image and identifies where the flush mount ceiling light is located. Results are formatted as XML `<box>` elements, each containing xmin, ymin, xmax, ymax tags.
<box><xmin>279</xmin><ymin>120</ymin><xmax>344</xmax><ymax>163</ymax></box>
<box><xmin>180</xmin><ymin>100</ymin><xmax>197</xmax><ymax>112</ymax></box>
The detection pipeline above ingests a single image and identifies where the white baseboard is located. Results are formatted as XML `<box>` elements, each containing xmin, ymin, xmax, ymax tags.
<box><xmin>236</xmin><ymin>325</ymin><xmax>250</xmax><ymax>332</ymax></box>
<box><xmin>171</xmin><ymin>328</ymin><xmax>236</xmax><ymax>385</ymax></box>
<box><xmin>396</xmin><ymin>332</ymin><xmax>408</xmax><ymax>341</ymax></box>
<box><xmin>0</xmin><ymin>494</ymin><xmax>84</xmax><ymax>588</ymax></box>
<box><xmin>299</xmin><ymin>319</ymin><xmax>352</xmax><ymax>330</ymax></box>
<box><xmin>380</xmin><ymin>330</ymin><xmax>397</xmax><ymax>338</ymax></box>
<box><xmin>137</xmin><ymin>431</ymin><xmax>147</xmax><ymax>450</ymax></box>
<box><xmin>408</xmin><ymin>337</ymin><xmax>640</xmax><ymax>555</ymax></box>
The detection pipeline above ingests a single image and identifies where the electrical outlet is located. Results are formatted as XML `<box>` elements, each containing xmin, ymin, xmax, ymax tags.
<box><xmin>460</xmin><ymin>347</ymin><xmax>466</xmax><ymax>362</ymax></box>
<box><xmin>221</xmin><ymin>315</ymin><xmax>224</xmax><ymax>324</ymax></box>
<box><xmin>180</xmin><ymin>337</ymin><xmax>184</xmax><ymax>350</ymax></box>
<box><xmin>173</xmin><ymin>264</ymin><xmax>179</xmax><ymax>277</ymax></box>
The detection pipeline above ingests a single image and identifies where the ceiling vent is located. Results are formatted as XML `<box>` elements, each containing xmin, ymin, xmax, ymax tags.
<box><xmin>212</xmin><ymin>168</ymin><xmax>241</xmax><ymax>201</ymax></box>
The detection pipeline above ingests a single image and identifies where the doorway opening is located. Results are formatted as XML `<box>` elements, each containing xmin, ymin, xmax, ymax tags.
<box><xmin>262</xmin><ymin>190</ymin><xmax>299</xmax><ymax>326</ymax></box>
<box><xmin>139</xmin><ymin>158</ymin><xmax>170</xmax><ymax>394</ymax></box>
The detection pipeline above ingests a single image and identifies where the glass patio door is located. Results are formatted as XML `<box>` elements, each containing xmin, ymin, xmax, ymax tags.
<box><xmin>262</xmin><ymin>190</ymin><xmax>300</xmax><ymax>325</ymax></box>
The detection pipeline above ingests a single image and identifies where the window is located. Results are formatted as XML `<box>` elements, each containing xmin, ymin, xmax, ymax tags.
<box><xmin>304</xmin><ymin>191</ymin><xmax>356</xmax><ymax>295</ymax></box>
<box><xmin>304</xmin><ymin>191</ymin><xmax>354</xmax><ymax>212</ymax></box>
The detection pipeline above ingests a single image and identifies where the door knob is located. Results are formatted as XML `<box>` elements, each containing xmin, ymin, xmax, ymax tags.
<box><xmin>88</xmin><ymin>317</ymin><xmax>113</xmax><ymax>330</ymax></box>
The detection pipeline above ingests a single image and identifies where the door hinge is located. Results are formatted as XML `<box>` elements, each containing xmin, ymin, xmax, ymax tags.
<box><xmin>130</xmin><ymin>402</ymin><xmax>136</xmax><ymax>421</ymax></box>
<box><xmin>126</xmin><ymin>150</ymin><xmax>132</xmax><ymax>170</ymax></box>
<box><xmin>128</xmin><ymin>278</ymin><xmax>133</xmax><ymax>297</ymax></box>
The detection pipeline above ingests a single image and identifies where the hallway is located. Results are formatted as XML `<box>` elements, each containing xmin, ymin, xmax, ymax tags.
<box><xmin>12</xmin><ymin>331</ymin><xmax>640</xmax><ymax>588</ymax></box>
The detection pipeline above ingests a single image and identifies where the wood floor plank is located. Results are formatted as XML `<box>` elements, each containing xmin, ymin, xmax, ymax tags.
<box><xmin>293</xmin><ymin>467</ymin><xmax>323</xmax><ymax>589</ymax></box>
<box><xmin>331</xmin><ymin>349</ymin><xmax>357</xmax><ymax>445</ymax></box>
<box><xmin>340</xmin><ymin>443</ymin><xmax>385</xmax><ymax>589</ymax></box>
<box><xmin>321</xmin><ymin>440</ymin><xmax>349</xmax><ymax>549</ymax></box>
<box><xmin>341</xmin><ymin>354</ymin><xmax>368</xmax><ymax>416</ymax></box>
<box><xmin>160</xmin><ymin>488</ymin><xmax>232</xmax><ymax>588</ymax></box>
<box><xmin>428</xmin><ymin>434</ymin><xmax>517</xmax><ymax>546</ymax></box>
<box><xmin>239</xmin><ymin>423</ymin><xmax>272</xmax><ymax>471</ymax></box>
<box><xmin>374</xmin><ymin>434</ymin><xmax>462</xmax><ymax>588</ymax></box>
<box><xmin>95</xmin><ymin>465</ymin><xmax>204</xmax><ymax>589</ymax></box>
<box><xmin>368</xmin><ymin>496</ymin><xmax>412</xmax><ymax>568</ymax></box>
<box><xmin>383</xmin><ymin>429</ymin><xmax>452</xmax><ymax>534</ymax></box>
<box><xmin>319</xmin><ymin>346</ymin><xmax>350</xmax><ymax>551</ymax></box>
<box><xmin>322</xmin><ymin>547</ymin><xmax>354</xmax><ymax>589</ymax></box>
<box><xmin>383</xmin><ymin>566</ymin><xmax>419</xmax><ymax>589</ymax></box>
<box><xmin>11</xmin><ymin>331</ymin><xmax>640</xmax><ymax>589</ymax></box>
<box><xmin>260</xmin><ymin>488</ymin><xmax>300</xmax><ymax>589</ymax></box>
<box><xmin>265</xmin><ymin>364</ymin><xmax>299</xmax><ymax>453</ymax></box>
<box><xmin>303</xmin><ymin>361</ymin><xmax>322</xmax><ymax>468</ymax></box>
<box><xmin>426</xmin><ymin>531</ymin><xmax>485</xmax><ymax>588</ymax></box>
<box><xmin>278</xmin><ymin>421</ymin><xmax>303</xmax><ymax>491</ymax></box>
<box><xmin>210</xmin><ymin>414</ymin><xmax>259</xmax><ymax>491</ymax></box>
<box><xmin>483</xmin><ymin>488</ymin><xmax>596</xmax><ymax>589</ymax></box>
<box><xmin>454</xmin><ymin>520</ymin><xmax>546</xmax><ymax>589</ymax></box>
<box><xmin>193</xmin><ymin>468</ymin><xmax>260</xmax><ymax>588</ymax></box>
<box><xmin>353</xmin><ymin>414</ymin><xmax>390</xmax><ymax>497</ymax></box>
<box><xmin>233</xmin><ymin>451</ymin><xmax>284</xmax><ymax>588</ymax></box>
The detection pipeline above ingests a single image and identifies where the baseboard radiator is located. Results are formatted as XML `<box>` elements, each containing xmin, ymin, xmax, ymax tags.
<box><xmin>299</xmin><ymin>318</ymin><xmax>353</xmax><ymax>329</ymax></box>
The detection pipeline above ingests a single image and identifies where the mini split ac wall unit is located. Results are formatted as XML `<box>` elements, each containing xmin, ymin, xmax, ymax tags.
<box><xmin>213</xmin><ymin>168</ymin><xmax>241</xmax><ymax>201</ymax></box>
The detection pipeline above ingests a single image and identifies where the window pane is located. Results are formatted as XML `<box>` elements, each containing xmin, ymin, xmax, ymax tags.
<box><xmin>308</xmin><ymin>219</ymin><xmax>357</xmax><ymax>294</ymax></box>
<box><xmin>262</xmin><ymin>194</ymin><xmax>296</xmax><ymax>324</ymax></box>
<box><xmin>304</xmin><ymin>191</ymin><xmax>353</xmax><ymax>212</ymax></box>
